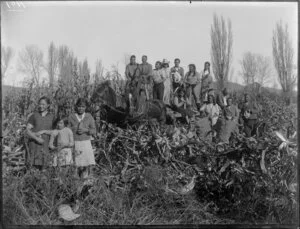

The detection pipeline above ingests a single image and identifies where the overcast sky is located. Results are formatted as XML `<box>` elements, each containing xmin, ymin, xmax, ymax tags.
<box><xmin>1</xmin><ymin>1</ymin><xmax>298</xmax><ymax>88</ymax></box>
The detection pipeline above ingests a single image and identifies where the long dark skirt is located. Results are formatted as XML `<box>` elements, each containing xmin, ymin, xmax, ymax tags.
<box><xmin>153</xmin><ymin>83</ymin><xmax>164</xmax><ymax>101</ymax></box>
<box><xmin>27</xmin><ymin>134</ymin><xmax>51</xmax><ymax>169</ymax></box>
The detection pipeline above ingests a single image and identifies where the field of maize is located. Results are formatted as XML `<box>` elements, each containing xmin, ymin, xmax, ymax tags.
<box><xmin>2</xmin><ymin>79</ymin><xmax>298</xmax><ymax>225</ymax></box>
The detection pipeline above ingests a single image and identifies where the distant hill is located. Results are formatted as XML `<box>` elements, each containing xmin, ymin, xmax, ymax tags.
<box><xmin>2</xmin><ymin>82</ymin><xmax>296</xmax><ymax>100</ymax></box>
<box><xmin>211</xmin><ymin>81</ymin><xmax>244</xmax><ymax>92</ymax></box>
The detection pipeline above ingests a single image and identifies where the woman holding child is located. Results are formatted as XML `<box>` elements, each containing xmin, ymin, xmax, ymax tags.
<box><xmin>26</xmin><ymin>96</ymin><xmax>55</xmax><ymax>170</ymax></box>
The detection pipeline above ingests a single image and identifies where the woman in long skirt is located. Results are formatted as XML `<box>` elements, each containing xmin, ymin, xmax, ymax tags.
<box><xmin>26</xmin><ymin>96</ymin><xmax>55</xmax><ymax>170</ymax></box>
<box><xmin>161</xmin><ymin>59</ymin><xmax>172</xmax><ymax>105</ymax></box>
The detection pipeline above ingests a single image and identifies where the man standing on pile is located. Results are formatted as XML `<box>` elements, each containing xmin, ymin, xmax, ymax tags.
<box><xmin>170</xmin><ymin>58</ymin><xmax>184</xmax><ymax>93</ymax></box>
<box><xmin>125</xmin><ymin>55</ymin><xmax>140</xmax><ymax>111</ymax></box>
<box><xmin>200</xmin><ymin>61</ymin><xmax>213</xmax><ymax>103</ymax></box>
<box><xmin>139</xmin><ymin>55</ymin><xmax>153</xmax><ymax>100</ymax></box>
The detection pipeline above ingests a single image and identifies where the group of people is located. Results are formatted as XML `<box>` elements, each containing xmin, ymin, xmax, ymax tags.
<box><xmin>26</xmin><ymin>97</ymin><xmax>96</xmax><ymax>178</ymax></box>
<box><xmin>125</xmin><ymin>55</ymin><xmax>213</xmax><ymax>110</ymax></box>
<box><xmin>125</xmin><ymin>55</ymin><xmax>260</xmax><ymax>140</ymax></box>
<box><xmin>25</xmin><ymin>57</ymin><xmax>260</xmax><ymax>174</ymax></box>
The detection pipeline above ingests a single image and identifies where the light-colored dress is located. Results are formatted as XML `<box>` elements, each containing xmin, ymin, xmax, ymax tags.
<box><xmin>68</xmin><ymin>112</ymin><xmax>96</xmax><ymax>167</ymax></box>
<box><xmin>74</xmin><ymin>140</ymin><xmax>95</xmax><ymax>167</ymax></box>
<box><xmin>162</xmin><ymin>67</ymin><xmax>172</xmax><ymax>105</ymax></box>
<box><xmin>200</xmin><ymin>103</ymin><xmax>221</xmax><ymax>126</ymax></box>
<box><xmin>200</xmin><ymin>70</ymin><xmax>213</xmax><ymax>102</ymax></box>
<box><xmin>49</xmin><ymin>127</ymin><xmax>74</xmax><ymax>167</ymax></box>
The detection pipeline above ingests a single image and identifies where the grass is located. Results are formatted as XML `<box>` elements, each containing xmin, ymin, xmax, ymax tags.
<box><xmin>3</xmin><ymin>165</ymin><xmax>234</xmax><ymax>225</ymax></box>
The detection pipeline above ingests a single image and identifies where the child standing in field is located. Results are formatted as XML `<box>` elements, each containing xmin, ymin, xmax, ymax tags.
<box><xmin>49</xmin><ymin>117</ymin><xmax>74</xmax><ymax>167</ymax></box>
<box><xmin>68</xmin><ymin>98</ymin><xmax>96</xmax><ymax>179</ymax></box>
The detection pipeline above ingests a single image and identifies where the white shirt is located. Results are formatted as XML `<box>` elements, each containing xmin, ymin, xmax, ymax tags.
<box><xmin>223</xmin><ymin>96</ymin><xmax>227</xmax><ymax>106</ymax></box>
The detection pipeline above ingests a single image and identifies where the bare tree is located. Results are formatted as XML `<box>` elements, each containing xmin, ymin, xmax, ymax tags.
<box><xmin>240</xmin><ymin>52</ymin><xmax>257</xmax><ymax>86</ymax></box>
<box><xmin>272</xmin><ymin>21</ymin><xmax>296</xmax><ymax>105</ymax></box>
<box><xmin>78</xmin><ymin>58</ymin><xmax>90</xmax><ymax>83</ymax></box>
<box><xmin>58</xmin><ymin>45</ymin><xmax>69</xmax><ymax>81</ymax></box>
<box><xmin>1</xmin><ymin>45</ymin><xmax>14</xmax><ymax>78</ymax></box>
<box><xmin>210</xmin><ymin>14</ymin><xmax>233</xmax><ymax>90</ymax></box>
<box><xmin>18</xmin><ymin>45</ymin><xmax>44</xmax><ymax>86</ymax></box>
<box><xmin>94</xmin><ymin>59</ymin><xmax>105</xmax><ymax>83</ymax></box>
<box><xmin>46</xmin><ymin>41</ymin><xmax>59</xmax><ymax>88</ymax></box>
<box><xmin>58</xmin><ymin>45</ymin><xmax>76</xmax><ymax>83</ymax></box>
<box><xmin>228</xmin><ymin>67</ymin><xmax>235</xmax><ymax>82</ymax></box>
<box><xmin>256</xmin><ymin>55</ymin><xmax>272</xmax><ymax>87</ymax></box>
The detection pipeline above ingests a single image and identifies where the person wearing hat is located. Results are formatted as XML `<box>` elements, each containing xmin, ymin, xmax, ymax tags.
<box><xmin>161</xmin><ymin>59</ymin><xmax>172</xmax><ymax>105</ymax></box>
<box><xmin>152</xmin><ymin>61</ymin><xmax>164</xmax><ymax>101</ymax></box>
<box><xmin>170</xmin><ymin>58</ymin><xmax>184</xmax><ymax>93</ymax></box>
<box><xmin>139</xmin><ymin>55</ymin><xmax>153</xmax><ymax>100</ymax></box>
<box><xmin>184</xmin><ymin>64</ymin><xmax>202</xmax><ymax>110</ymax></box>
<box><xmin>216</xmin><ymin>88</ymin><xmax>230</xmax><ymax>110</ymax></box>
<box><xmin>200</xmin><ymin>61</ymin><xmax>213</xmax><ymax>103</ymax></box>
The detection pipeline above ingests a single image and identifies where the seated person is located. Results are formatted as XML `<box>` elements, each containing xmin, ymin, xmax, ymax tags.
<box><xmin>216</xmin><ymin>88</ymin><xmax>229</xmax><ymax>110</ymax></box>
<box><xmin>173</xmin><ymin>88</ymin><xmax>194</xmax><ymax>123</ymax></box>
<box><xmin>216</xmin><ymin>108</ymin><xmax>238</xmax><ymax>144</ymax></box>
<box><xmin>136</xmin><ymin>89</ymin><xmax>147</xmax><ymax>114</ymax></box>
<box><xmin>200</xmin><ymin>94</ymin><xmax>221</xmax><ymax>127</ymax></box>
<box><xmin>194</xmin><ymin>111</ymin><xmax>212</xmax><ymax>142</ymax></box>
<box><xmin>226</xmin><ymin>97</ymin><xmax>239</xmax><ymax>123</ymax></box>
